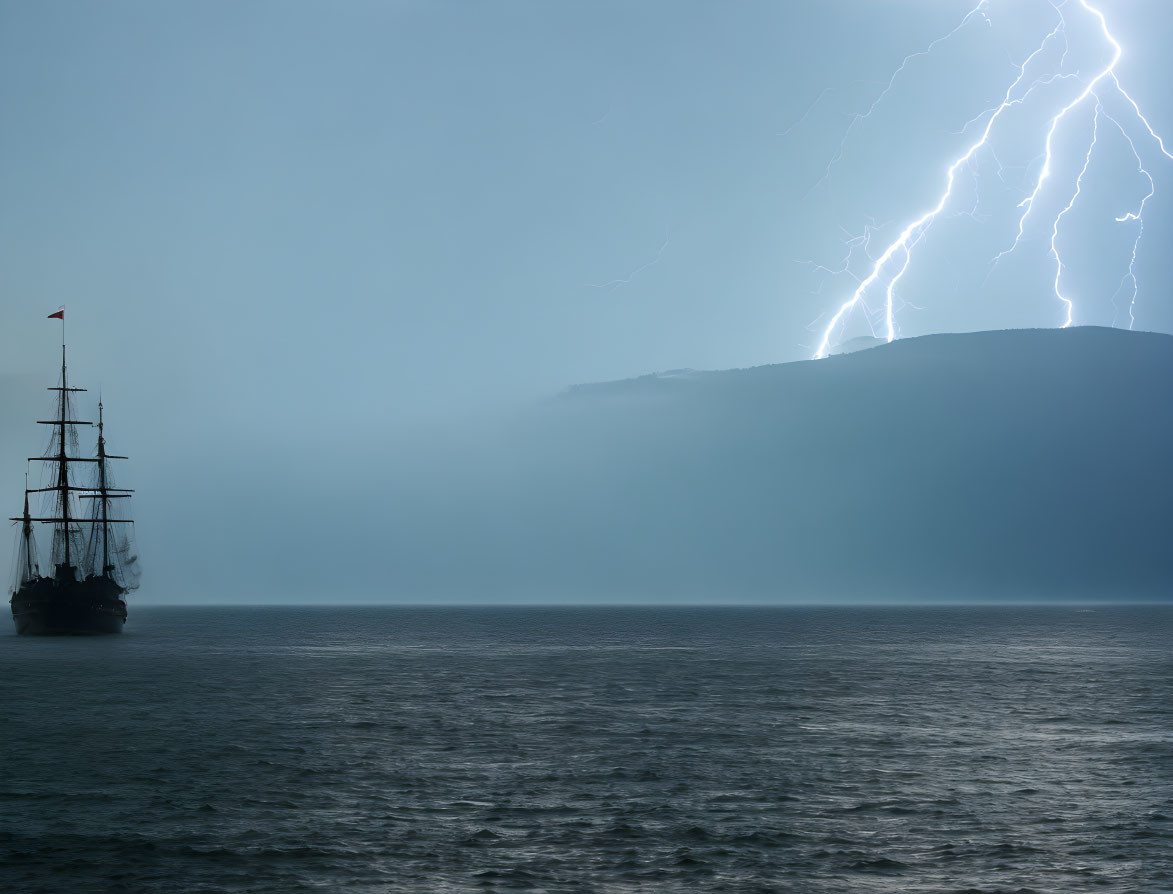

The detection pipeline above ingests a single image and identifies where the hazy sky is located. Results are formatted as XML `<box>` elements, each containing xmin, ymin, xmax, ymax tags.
<box><xmin>2</xmin><ymin>0</ymin><xmax>1172</xmax><ymax>600</ymax></box>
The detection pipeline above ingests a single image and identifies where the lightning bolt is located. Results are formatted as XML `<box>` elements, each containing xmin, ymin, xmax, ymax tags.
<box><xmin>1103</xmin><ymin>107</ymin><xmax>1155</xmax><ymax>329</ymax></box>
<box><xmin>1110</xmin><ymin>73</ymin><xmax>1173</xmax><ymax>164</ymax></box>
<box><xmin>1106</xmin><ymin>72</ymin><xmax>1173</xmax><ymax>329</ymax></box>
<box><xmin>991</xmin><ymin>2</ymin><xmax>1120</xmax><ymax>274</ymax></box>
<box><xmin>586</xmin><ymin>237</ymin><xmax>670</xmax><ymax>290</ymax></box>
<box><xmin>813</xmin><ymin>10</ymin><xmax>1068</xmax><ymax>359</ymax></box>
<box><xmin>812</xmin><ymin>0</ymin><xmax>992</xmax><ymax>195</ymax></box>
<box><xmin>1049</xmin><ymin>102</ymin><xmax>1100</xmax><ymax>328</ymax></box>
<box><xmin>810</xmin><ymin>0</ymin><xmax>1173</xmax><ymax>359</ymax></box>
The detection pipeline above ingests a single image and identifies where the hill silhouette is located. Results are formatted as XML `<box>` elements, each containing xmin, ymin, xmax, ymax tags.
<box><xmin>493</xmin><ymin>327</ymin><xmax>1173</xmax><ymax>601</ymax></box>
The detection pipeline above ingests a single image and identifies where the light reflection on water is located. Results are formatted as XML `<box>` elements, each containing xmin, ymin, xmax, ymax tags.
<box><xmin>1</xmin><ymin>606</ymin><xmax>1170</xmax><ymax>893</ymax></box>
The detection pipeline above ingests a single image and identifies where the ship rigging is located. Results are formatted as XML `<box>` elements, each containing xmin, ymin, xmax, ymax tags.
<box><xmin>9</xmin><ymin>314</ymin><xmax>139</xmax><ymax>634</ymax></box>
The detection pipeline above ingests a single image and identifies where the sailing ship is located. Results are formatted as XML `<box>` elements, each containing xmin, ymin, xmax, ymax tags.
<box><xmin>10</xmin><ymin>322</ymin><xmax>139</xmax><ymax>635</ymax></box>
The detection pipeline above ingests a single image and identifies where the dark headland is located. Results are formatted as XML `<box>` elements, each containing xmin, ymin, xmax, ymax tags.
<box><xmin>460</xmin><ymin>326</ymin><xmax>1173</xmax><ymax>603</ymax></box>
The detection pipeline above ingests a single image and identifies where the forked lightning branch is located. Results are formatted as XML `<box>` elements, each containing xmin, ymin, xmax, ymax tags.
<box><xmin>810</xmin><ymin>0</ymin><xmax>1173</xmax><ymax>360</ymax></box>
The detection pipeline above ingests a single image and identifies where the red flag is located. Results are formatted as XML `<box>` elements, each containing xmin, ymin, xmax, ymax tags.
<box><xmin>47</xmin><ymin>309</ymin><xmax>64</xmax><ymax>320</ymax></box>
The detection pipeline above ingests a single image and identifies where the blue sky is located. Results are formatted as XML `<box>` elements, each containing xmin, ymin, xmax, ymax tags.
<box><xmin>2</xmin><ymin>0</ymin><xmax>1172</xmax><ymax>600</ymax></box>
<box><xmin>2</xmin><ymin>1</ymin><xmax>1171</xmax><ymax>405</ymax></box>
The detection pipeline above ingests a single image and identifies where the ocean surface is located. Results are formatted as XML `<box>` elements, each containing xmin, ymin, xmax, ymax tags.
<box><xmin>0</xmin><ymin>606</ymin><xmax>1170</xmax><ymax>893</ymax></box>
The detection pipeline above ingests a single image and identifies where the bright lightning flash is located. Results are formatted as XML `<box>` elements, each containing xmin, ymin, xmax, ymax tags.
<box><xmin>810</xmin><ymin>0</ymin><xmax>1173</xmax><ymax>359</ymax></box>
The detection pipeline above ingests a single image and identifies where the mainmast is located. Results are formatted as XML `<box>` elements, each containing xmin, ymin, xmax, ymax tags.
<box><xmin>58</xmin><ymin>343</ymin><xmax>70</xmax><ymax>570</ymax></box>
<box><xmin>30</xmin><ymin>338</ymin><xmax>94</xmax><ymax>576</ymax></box>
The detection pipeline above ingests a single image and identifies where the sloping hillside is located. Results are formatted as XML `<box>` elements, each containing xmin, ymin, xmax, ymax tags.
<box><xmin>499</xmin><ymin>327</ymin><xmax>1173</xmax><ymax>601</ymax></box>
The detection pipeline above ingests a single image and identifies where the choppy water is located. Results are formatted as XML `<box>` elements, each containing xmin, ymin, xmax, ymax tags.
<box><xmin>1</xmin><ymin>606</ymin><xmax>1170</xmax><ymax>893</ymax></box>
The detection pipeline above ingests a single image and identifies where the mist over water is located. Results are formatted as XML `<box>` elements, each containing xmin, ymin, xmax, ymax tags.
<box><xmin>2</xmin><ymin>606</ymin><xmax>1170</xmax><ymax>893</ymax></box>
<box><xmin>328</xmin><ymin>328</ymin><xmax>1173</xmax><ymax>605</ymax></box>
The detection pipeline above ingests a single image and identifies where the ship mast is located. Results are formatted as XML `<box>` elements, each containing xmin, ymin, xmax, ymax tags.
<box><xmin>57</xmin><ymin>343</ymin><xmax>71</xmax><ymax>571</ymax></box>
<box><xmin>80</xmin><ymin>400</ymin><xmax>134</xmax><ymax>579</ymax></box>
<box><xmin>21</xmin><ymin>476</ymin><xmax>34</xmax><ymax>581</ymax></box>
<box><xmin>31</xmin><ymin>336</ymin><xmax>94</xmax><ymax>576</ymax></box>
<box><xmin>11</xmin><ymin>330</ymin><xmax>135</xmax><ymax>568</ymax></box>
<box><xmin>98</xmin><ymin>402</ymin><xmax>109</xmax><ymax>573</ymax></box>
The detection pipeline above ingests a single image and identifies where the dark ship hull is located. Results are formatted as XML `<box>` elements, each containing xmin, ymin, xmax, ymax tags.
<box><xmin>11</xmin><ymin>573</ymin><xmax>126</xmax><ymax>635</ymax></box>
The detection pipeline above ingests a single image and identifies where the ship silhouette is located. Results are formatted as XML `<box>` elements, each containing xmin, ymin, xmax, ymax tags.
<box><xmin>9</xmin><ymin>330</ymin><xmax>139</xmax><ymax>634</ymax></box>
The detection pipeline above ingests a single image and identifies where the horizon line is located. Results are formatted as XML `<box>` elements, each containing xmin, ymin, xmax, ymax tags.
<box><xmin>127</xmin><ymin>600</ymin><xmax>1173</xmax><ymax>608</ymax></box>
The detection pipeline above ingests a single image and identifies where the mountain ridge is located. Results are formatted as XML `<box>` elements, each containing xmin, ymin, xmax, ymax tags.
<box><xmin>494</xmin><ymin>326</ymin><xmax>1173</xmax><ymax>601</ymax></box>
<box><xmin>566</xmin><ymin>326</ymin><xmax>1173</xmax><ymax>396</ymax></box>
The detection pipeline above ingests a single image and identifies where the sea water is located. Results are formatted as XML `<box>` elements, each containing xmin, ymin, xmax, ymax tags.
<box><xmin>1</xmin><ymin>606</ymin><xmax>1170</xmax><ymax>892</ymax></box>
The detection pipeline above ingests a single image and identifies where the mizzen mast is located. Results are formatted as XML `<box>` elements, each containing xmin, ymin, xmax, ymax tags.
<box><xmin>80</xmin><ymin>401</ymin><xmax>135</xmax><ymax>575</ymax></box>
